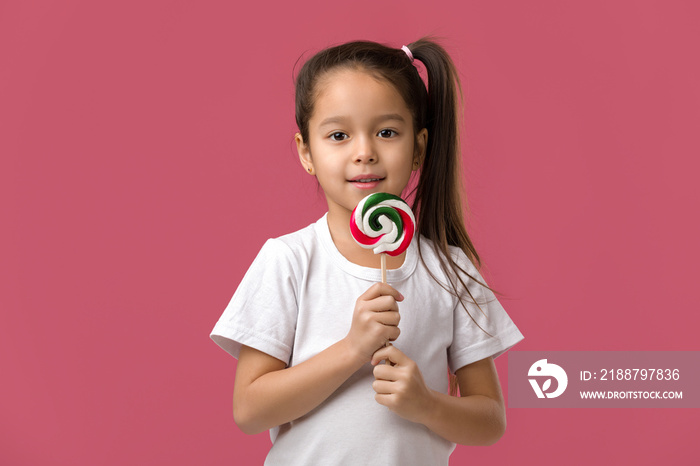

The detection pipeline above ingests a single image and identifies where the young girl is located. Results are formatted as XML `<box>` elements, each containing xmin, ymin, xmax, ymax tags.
<box><xmin>211</xmin><ymin>37</ymin><xmax>524</xmax><ymax>465</ymax></box>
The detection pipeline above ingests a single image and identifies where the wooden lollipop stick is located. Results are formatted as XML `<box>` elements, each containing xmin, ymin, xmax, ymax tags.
<box><xmin>381</xmin><ymin>253</ymin><xmax>387</xmax><ymax>284</ymax></box>
<box><xmin>380</xmin><ymin>252</ymin><xmax>392</xmax><ymax>365</ymax></box>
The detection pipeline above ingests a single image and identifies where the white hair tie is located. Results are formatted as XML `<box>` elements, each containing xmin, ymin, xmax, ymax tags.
<box><xmin>401</xmin><ymin>45</ymin><xmax>414</xmax><ymax>63</ymax></box>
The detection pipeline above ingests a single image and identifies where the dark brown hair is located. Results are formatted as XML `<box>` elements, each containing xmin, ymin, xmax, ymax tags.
<box><xmin>294</xmin><ymin>37</ymin><xmax>501</xmax><ymax>391</ymax></box>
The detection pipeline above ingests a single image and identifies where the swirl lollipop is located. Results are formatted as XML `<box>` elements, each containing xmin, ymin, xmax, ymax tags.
<box><xmin>350</xmin><ymin>192</ymin><xmax>415</xmax><ymax>283</ymax></box>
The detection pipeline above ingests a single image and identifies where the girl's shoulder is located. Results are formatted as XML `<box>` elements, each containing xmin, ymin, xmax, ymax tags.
<box><xmin>415</xmin><ymin>235</ymin><xmax>485</xmax><ymax>295</ymax></box>
<box><xmin>270</xmin><ymin>220</ymin><xmax>318</xmax><ymax>250</ymax></box>
<box><xmin>417</xmin><ymin>235</ymin><xmax>478</xmax><ymax>273</ymax></box>
<box><xmin>256</xmin><ymin>218</ymin><xmax>323</xmax><ymax>267</ymax></box>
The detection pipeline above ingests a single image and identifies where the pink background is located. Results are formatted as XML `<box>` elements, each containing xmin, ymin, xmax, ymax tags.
<box><xmin>2</xmin><ymin>1</ymin><xmax>698</xmax><ymax>464</ymax></box>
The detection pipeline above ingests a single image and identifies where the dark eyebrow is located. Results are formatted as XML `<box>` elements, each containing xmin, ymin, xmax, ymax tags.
<box><xmin>318</xmin><ymin>113</ymin><xmax>406</xmax><ymax>127</ymax></box>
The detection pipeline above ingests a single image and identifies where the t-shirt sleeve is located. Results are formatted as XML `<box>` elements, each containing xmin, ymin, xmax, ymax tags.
<box><xmin>447</xmin><ymin>250</ymin><xmax>524</xmax><ymax>373</ymax></box>
<box><xmin>210</xmin><ymin>238</ymin><xmax>299</xmax><ymax>364</ymax></box>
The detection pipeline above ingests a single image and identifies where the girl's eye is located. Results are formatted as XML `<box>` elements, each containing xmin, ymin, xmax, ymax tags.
<box><xmin>378</xmin><ymin>129</ymin><xmax>397</xmax><ymax>138</ymax></box>
<box><xmin>330</xmin><ymin>132</ymin><xmax>347</xmax><ymax>141</ymax></box>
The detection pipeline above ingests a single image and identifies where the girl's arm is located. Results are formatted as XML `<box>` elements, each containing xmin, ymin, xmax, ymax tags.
<box><xmin>371</xmin><ymin>347</ymin><xmax>506</xmax><ymax>445</ymax></box>
<box><xmin>427</xmin><ymin>357</ymin><xmax>506</xmax><ymax>445</ymax></box>
<box><xmin>233</xmin><ymin>282</ymin><xmax>403</xmax><ymax>435</ymax></box>
<box><xmin>233</xmin><ymin>340</ymin><xmax>365</xmax><ymax>435</ymax></box>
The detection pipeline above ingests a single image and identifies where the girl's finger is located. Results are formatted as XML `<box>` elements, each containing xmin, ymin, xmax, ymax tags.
<box><xmin>385</xmin><ymin>326</ymin><xmax>401</xmax><ymax>342</ymax></box>
<box><xmin>372</xmin><ymin>363</ymin><xmax>397</xmax><ymax>381</ymax></box>
<box><xmin>374</xmin><ymin>393</ymin><xmax>394</xmax><ymax>408</ymax></box>
<box><xmin>372</xmin><ymin>326</ymin><xmax>400</xmax><ymax>347</ymax></box>
<box><xmin>371</xmin><ymin>344</ymin><xmax>407</xmax><ymax>366</ymax></box>
<box><xmin>371</xmin><ymin>379</ymin><xmax>395</xmax><ymax>395</ymax></box>
<box><xmin>370</xmin><ymin>295</ymin><xmax>399</xmax><ymax>313</ymax></box>
<box><xmin>361</xmin><ymin>282</ymin><xmax>404</xmax><ymax>302</ymax></box>
<box><xmin>374</xmin><ymin>310</ymin><xmax>400</xmax><ymax>326</ymax></box>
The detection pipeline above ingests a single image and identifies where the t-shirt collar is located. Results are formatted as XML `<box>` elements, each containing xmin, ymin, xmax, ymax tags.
<box><xmin>314</xmin><ymin>212</ymin><xmax>418</xmax><ymax>282</ymax></box>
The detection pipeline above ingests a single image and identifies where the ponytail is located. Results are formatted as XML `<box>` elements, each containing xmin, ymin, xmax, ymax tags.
<box><xmin>408</xmin><ymin>38</ymin><xmax>498</xmax><ymax>315</ymax></box>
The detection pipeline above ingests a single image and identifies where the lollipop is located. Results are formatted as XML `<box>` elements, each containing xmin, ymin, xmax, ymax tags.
<box><xmin>350</xmin><ymin>192</ymin><xmax>415</xmax><ymax>283</ymax></box>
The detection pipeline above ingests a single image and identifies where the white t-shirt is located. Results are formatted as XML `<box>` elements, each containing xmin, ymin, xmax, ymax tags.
<box><xmin>211</xmin><ymin>213</ymin><xmax>524</xmax><ymax>465</ymax></box>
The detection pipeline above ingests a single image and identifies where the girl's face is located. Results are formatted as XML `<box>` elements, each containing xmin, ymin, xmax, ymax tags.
<box><xmin>296</xmin><ymin>68</ymin><xmax>427</xmax><ymax>220</ymax></box>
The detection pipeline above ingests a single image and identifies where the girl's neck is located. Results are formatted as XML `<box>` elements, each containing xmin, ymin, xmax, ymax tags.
<box><xmin>326</xmin><ymin>209</ymin><xmax>406</xmax><ymax>270</ymax></box>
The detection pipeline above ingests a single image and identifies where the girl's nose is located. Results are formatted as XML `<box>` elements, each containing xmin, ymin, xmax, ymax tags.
<box><xmin>354</xmin><ymin>137</ymin><xmax>376</xmax><ymax>164</ymax></box>
<box><xmin>354</xmin><ymin>152</ymin><xmax>376</xmax><ymax>164</ymax></box>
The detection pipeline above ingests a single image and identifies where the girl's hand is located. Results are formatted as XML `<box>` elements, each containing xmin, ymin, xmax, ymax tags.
<box><xmin>344</xmin><ymin>282</ymin><xmax>403</xmax><ymax>364</ymax></box>
<box><xmin>371</xmin><ymin>345</ymin><xmax>435</xmax><ymax>424</ymax></box>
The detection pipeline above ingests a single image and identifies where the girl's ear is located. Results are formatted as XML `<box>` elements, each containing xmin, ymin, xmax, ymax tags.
<box><xmin>295</xmin><ymin>133</ymin><xmax>314</xmax><ymax>175</ymax></box>
<box><xmin>413</xmin><ymin>128</ymin><xmax>428</xmax><ymax>170</ymax></box>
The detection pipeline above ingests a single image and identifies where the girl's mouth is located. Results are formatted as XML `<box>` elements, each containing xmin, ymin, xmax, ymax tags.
<box><xmin>349</xmin><ymin>178</ymin><xmax>384</xmax><ymax>189</ymax></box>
